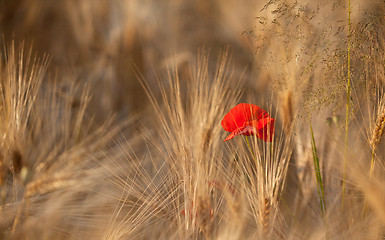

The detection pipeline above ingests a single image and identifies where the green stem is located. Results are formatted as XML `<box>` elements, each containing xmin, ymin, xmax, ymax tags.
<box><xmin>245</xmin><ymin>136</ymin><xmax>256</xmax><ymax>159</ymax></box>
<box><xmin>310</xmin><ymin>122</ymin><xmax>326</xmax><ymax>215</ymax></box>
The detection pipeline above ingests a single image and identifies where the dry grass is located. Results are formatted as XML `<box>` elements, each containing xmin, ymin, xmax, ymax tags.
<box><xmin>0</xmin><ymin>0</ymin><xmax>385</xmax><ymax>239</ymax></box>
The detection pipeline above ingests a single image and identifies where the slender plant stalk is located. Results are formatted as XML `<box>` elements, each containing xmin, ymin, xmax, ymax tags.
<box><xmin>370</xmin><ymin>149</ymin><xmax>375</xmax><ymax>176</ymax></box>
<box><xmin>245</xmin><ymin>136</ymin><xmax>256</xmax><ymax>159</ymax></box>
<box><xmin>342</xmin><ymin>0</ymin><xmax>352</xmax><ymax>204</ymax></box>
<box><xmin>310</xmin><ymin>122</ymin><xmax>326</xmax><ymax>215</ymax></box>
<box><xmin>361</xmin><ymin>148</ymin><xmax>376</xmax><ymax>216</ymax></box>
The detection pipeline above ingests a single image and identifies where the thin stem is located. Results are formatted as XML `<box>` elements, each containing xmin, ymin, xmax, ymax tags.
<box><xmin>310</xmin><ymin>122</ymin><xmax>326</xmax><ymax>215</ymax></box>
<box><xmin>342</xmin><ymin>0</ymin><xmax>352</xmax><ymax>205</ymax></box>
<box><xmin>370</xmin><ymin>148</ymin><xmax>375</xmax><ymax>177</ymax></box>
<box><xmin>361</xmin><ymin>148</ymin><xmax>376</xmax><ymax>216</ymax></box>
<box><xmin>245</xmin><ymin>135</ymin><xmax>256</xmax><ymax>159</ymax></box>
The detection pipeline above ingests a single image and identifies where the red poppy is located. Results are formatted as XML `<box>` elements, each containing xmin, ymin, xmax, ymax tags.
<box><xmin>221</xmin><ymin>103</ymin><xmax>275</xmax><ymax>142</ymax></box>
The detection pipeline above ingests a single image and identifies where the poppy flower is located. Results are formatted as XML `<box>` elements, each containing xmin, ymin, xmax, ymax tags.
<box><xmin>221</xmin><ymin>103</ymin><xmax>275</xmax><ymax>142</ymax></box>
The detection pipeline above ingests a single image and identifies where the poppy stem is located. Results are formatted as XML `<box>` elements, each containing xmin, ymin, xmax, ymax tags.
<box><xmin>245</xmin><ymin>136</ymin><xmax>256</xmax><ymax>160</ymax></box>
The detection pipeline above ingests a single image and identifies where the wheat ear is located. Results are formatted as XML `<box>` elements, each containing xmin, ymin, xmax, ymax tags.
<box><xmin>369</xmin><ymin>107</ymin><xmax>385</xmax><ymax>175</ymax></box>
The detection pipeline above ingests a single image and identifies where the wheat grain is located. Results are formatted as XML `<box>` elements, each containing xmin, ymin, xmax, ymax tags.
<box><xmin>370</xmin><ymin>106</ymin><xmax>385</xmax><ymax>149</ymax></box>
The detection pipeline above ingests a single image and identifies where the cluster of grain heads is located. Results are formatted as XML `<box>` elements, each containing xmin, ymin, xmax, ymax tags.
<box><xmin>0</xmin><ymin>42</ymin><xmax>125</xmax><ymax>240</ymax></box>
<box><xmin>139</xmin><ymin>51</ymin><xmax>242</xmax><ymax>239</ymax></box>
<box><xmin>0</xmin><ymin>41</ymin><xmax>47</xmax><ymax>186</ymax></box>
<box><xmin>0</xmin><ymin>42</ymin><xmax>49</xmax><ymax>237</ymax></box>
<box><xmin>99</xmin><ymin>51</ymin><xmax>276</xmax><ymax>239</ymax></box>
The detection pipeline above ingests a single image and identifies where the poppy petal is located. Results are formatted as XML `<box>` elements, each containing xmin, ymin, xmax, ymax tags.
<box><xmin>221</xmin><ymin>103</ymin><xmax>267</xmax><ymax>132</ymax></box>
<box><xmin>224</xmin><ymin>125</ymin><xmax>258</xmax><ymax>142</ymax></box>
<box><xmin>251</xmin><ymin>117</ymin><xmax>275</xmax><ymax>142</ymax></box>
<box><xmin>224</xmin><ymin>130</ymin><xmax>238</xmax><ymax>141</ymax></box>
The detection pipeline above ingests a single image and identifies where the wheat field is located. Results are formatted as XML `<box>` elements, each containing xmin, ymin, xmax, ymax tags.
<box><xmin>0</xmin><ymin>0</ymin><xmax>385</xmax><ymax>239</ymax></box>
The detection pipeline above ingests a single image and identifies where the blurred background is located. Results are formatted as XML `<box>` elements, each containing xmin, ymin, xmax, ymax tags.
<box><xmin>1</xmin><ymin>0</ymin><xmax>380</xmax><ymax>121</ymax></box>
<box><xmin>0</xmin><ymin>0</ymin><xmax>263</xmax><ymax>124</ymax></box>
